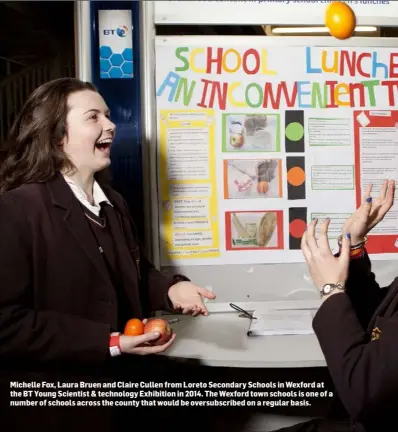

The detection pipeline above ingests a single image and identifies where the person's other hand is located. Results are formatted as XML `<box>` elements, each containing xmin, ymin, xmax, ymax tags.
<box><xmin>119</xmin><ymin>329</ymin><xmax>176</xmax><ymax>355</ymax></box>
<box><xmin>343</xmin><ymin>179</ymin><xmax>395</xmax><ymax>245</ymax></box>
<box><xmin>168</xmin><ymin>281</ymin><xmax>216</xmax><ymax>317</ymax></box>
<box><xmin>301</xmin><ymin>218</ymin><xmax>350</xmax><ymax>291</ymax></box>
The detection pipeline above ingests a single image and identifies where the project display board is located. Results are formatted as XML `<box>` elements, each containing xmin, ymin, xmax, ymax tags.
<box><xmin>154</xmin><ymin>37</ymin><xmax>398</xmax><ymax>267</ymax></box>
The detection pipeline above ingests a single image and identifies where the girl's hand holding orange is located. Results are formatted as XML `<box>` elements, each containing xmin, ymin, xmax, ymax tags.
<box><xmin>120</xmin><ymin>318</ymin><xmax>175</xmax><ymax>355</ymax></box>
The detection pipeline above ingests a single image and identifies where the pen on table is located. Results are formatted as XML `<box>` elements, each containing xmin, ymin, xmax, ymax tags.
<box><xmin>168</xmin><ymin>318</ymin><xmax>179</xmax><ymax>324</ymax></box>
<box><xmin>229</xmin><ymin>303</ymin><xmax>257</xmax><ymax>319</ymax></box>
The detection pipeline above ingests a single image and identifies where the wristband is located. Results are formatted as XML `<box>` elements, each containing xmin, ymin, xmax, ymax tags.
<box><xmin>350</xmin><ymin>247</ymin><xmax>365</xmax><ymax>259</ymax></box>
<box><xmin>337</xmin><ymin>234</ymin><xmax>368</xmax><ymax>250</ymax></box>
<box><xmin>337</xmin><ymin>234</ymin><xmax>367</xmax><ymax>261</ymax></box>
<box><xmin>109</xmin><ymin>335</ymin><xmax>122</xmax><ymax>357</ymax></box>
<box><xmin>338</xmin><ymin>245</ymin><xmax>365</xmax><ymax>260</ymax></box>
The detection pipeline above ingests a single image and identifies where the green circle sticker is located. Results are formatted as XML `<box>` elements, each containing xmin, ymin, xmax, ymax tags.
<box><xmin>285</xmin><ymin>122</ymin><xmax>304</xmax><ymax>141</ymax></box>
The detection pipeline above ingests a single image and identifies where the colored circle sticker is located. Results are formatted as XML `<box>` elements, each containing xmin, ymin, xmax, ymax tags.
<box><xmin>287</xmin><ymin>166</ymin><xmax>305</xmax><ymax>186</ymax></box>
<box><xmin>285</xmin><ymin>122</ymin><xmax>304</xmax><ymax>141</ymax></box>
<box><xmin>289</xmin><ymin>219</ymin><xmax>307</xmax><ymax>239</ymax></box>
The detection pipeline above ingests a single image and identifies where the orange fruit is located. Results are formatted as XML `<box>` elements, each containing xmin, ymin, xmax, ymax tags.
<box><xmin>124</xmin><ymin>318</ymin><xmax>145</xmax><ymax>336</ymax></box>
<box><xmin>257</xmin><ymin>181</ymin><xmax>269</xmax><ymax>194</ymax></box>
<box><xmin>325</xmin><ymin>2</ymin><xmax>356</xmax><ymax>40</ymax></box>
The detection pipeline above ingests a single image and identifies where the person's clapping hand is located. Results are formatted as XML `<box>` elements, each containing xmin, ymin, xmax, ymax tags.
<box><xmin>343</xmin><ymin>180</ymin><xmax>395</xmax><ymax>245</ymax></box>
<box><xmin>301</xmin><ymin>218</ymin><xmax>350</xmax><ymax>293</ymax></box>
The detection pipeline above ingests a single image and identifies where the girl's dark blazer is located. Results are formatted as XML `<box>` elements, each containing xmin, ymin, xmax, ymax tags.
<box><xmin>0</xmin><ymin>173</ymin><xmax>173</xmax><ymax>370</ymax></box>
<box><xmin>313</xmin><ymin>252</ymin><xmax>398</xmax><ymax>432</ymax></box>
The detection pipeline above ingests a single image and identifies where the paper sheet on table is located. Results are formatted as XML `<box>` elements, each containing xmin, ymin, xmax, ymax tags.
<box><xmin>247</xmin><ymin>309</ymin><xmax>315</xmax><ymax>336</ymax></box>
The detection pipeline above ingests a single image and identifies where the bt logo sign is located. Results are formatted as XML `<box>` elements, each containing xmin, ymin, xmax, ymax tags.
<box><xmin>103</xmin><ymin>25</ymin><xmax>128</xmax><ymax>37</ymax></box>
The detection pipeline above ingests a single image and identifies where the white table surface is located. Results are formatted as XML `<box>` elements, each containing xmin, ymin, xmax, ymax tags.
<box><xmin>161</xmin><ymin>300</ymin><xmax>326</xmax><ymax>368</ymax></box>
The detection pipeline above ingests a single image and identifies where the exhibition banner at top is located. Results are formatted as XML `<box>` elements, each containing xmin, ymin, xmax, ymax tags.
<box><xmin>154</xmin><ymin>1</ymin><xmax>397</xmax><ymax>26</ymax></box>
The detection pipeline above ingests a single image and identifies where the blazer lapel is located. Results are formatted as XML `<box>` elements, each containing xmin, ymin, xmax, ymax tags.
<box><xmin>46</xmin><ymin>174</ymin><xmax>112</xmax><ymax>286</ymax></box>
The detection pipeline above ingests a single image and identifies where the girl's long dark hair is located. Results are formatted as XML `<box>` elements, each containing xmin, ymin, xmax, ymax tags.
<box><xmin>0</xmin><ymin>77</ymin><xmax>99</xmax><ymax>194</ymax></box>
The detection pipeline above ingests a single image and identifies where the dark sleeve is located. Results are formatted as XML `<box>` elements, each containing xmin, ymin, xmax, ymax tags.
<box><xmin>0</xmin><ymin>195</ymin><xmax>111</xmax><ymax>364</ymax></box>
<box><xmin>313</xmin><ymin>291</ymin><xmax>398</xmax><ymax>424</ymax></box>
<box><xmin>344</xmin><ymin>251</ymin><xmax>388</xmax><ymax>329</ymax></box>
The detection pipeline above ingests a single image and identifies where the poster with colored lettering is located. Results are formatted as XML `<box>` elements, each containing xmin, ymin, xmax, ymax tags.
<box><xmin>155</xmin><ymin>40</ymin><xmax>398</xmax><ymax>266</ymax></box>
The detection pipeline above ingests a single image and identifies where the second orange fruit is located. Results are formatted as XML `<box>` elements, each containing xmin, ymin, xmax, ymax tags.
<box><xmin>124</xmin><ymin>318</ymin><xmax>145</xmax><ymax>336</ymax></box>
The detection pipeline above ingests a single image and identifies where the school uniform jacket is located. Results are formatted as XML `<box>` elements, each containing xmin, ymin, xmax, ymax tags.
<box><xmin>0</xmin><ymin>173</ymin><xmax>174</xmax><ymax>371</ymax></box>
<box><xmin>313</xmin><ymin>252</ymin><xmax>398</xmax><ymax>432</ymax></box>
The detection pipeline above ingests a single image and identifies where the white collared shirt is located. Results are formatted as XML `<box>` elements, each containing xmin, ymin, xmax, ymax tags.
<box><xmin>63</xmin><ymin>175</ymin><xmax>112</xmax><ymax>217</ymax></box>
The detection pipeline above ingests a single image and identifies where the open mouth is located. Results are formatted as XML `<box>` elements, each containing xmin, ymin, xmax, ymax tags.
<box><xmin>95</xmin><ymin>138</ymin><xmax>112</xmax><ymax>151</ymax></box>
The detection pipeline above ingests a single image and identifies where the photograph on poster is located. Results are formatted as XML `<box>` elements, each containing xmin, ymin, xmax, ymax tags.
<box><xmin>224</xmin><ymin>159</ymin><xmax>282</xmax><ymax>199</ymax></box>
<box><xmin>223</xmin><ymin>114</ymin><xmax>280</xmax><ymax>152</ymax></box>
<box><xmin>225</xmin><ymin>210</ymin><xmax>283</xmax><ymax>251</ymax></box>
